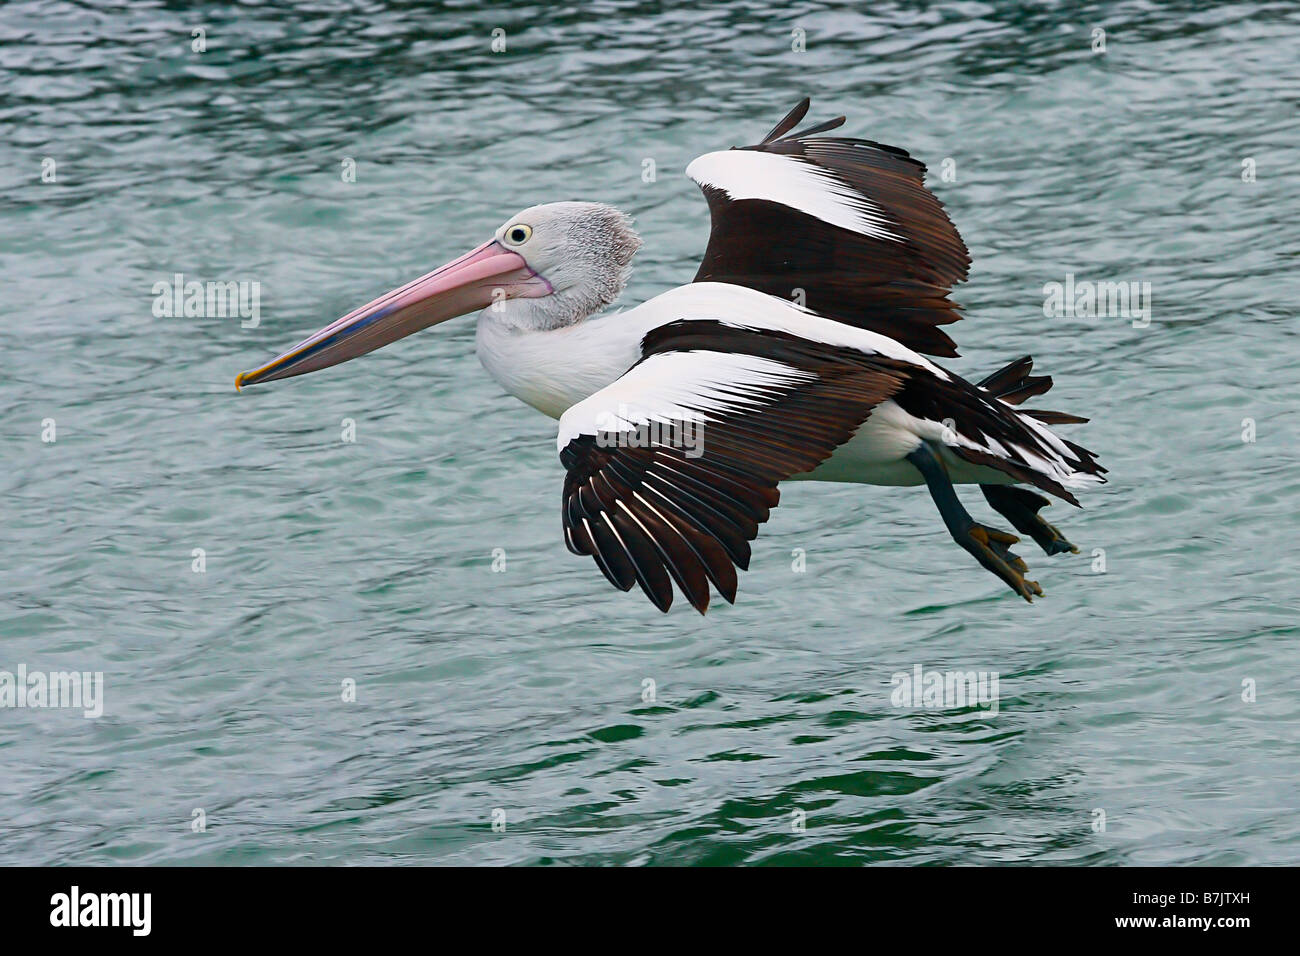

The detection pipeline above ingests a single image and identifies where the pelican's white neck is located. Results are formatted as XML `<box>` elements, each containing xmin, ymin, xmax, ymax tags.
<box><xmin>474</xmin><ymin>302</ymin><xmax>647</xmax><ymax>419</ymax></box>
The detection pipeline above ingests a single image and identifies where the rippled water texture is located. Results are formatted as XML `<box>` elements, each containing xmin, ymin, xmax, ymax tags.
<box><xmin>2</xmin><ymin>1</ymin><xmax>1298</xmax><ymax>865</ymax></box>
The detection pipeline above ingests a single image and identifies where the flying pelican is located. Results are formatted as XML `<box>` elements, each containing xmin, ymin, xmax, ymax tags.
<box><xmin>237</xmin><ymin>99</ymin><xmax>1105</xmax><ymax>613</ymax></box>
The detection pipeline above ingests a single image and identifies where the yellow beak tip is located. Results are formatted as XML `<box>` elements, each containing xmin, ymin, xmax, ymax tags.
<box><xmin>235</xmin><ymin>372</ymin><xmax>247</xmax><ymax>392</ymax></box>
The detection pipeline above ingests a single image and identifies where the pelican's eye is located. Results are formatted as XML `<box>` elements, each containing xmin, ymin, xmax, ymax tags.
<box><xmin>503</xmin><ymin>224</ymin><xmax>532</xmax><ymax>246</ymax></box>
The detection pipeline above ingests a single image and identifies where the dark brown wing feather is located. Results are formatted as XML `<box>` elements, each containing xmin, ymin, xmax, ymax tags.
<box><xmin>977</xmin><ymin>355</ymin><xmax>1090</xmax><ymax>425</ymax></box>
<box><xmin>692</xmin><ymin>100</ymin><xmax>972</xmax><ymax>357</ymax></box>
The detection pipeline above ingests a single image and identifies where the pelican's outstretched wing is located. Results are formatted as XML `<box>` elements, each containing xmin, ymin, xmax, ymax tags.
<box><xmin>556</xmin><ymin>309</ymin><xmax>1105</xmax><ymax>613</ymax></box>
<box><xmin>686</xmin><ymin>98</ymin><xmax>971</xmax><ymax>357</ymax></box>
<box><xmin>555</xmin><ymin>320</ymin><xmax>907</xmax><ymax>614</ymax></box>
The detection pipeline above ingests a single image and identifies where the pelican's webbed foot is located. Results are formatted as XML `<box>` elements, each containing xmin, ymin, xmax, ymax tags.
<box><xmin>981</xmin><ymin>485</ymin><xmax>1078</xmax><ymax>556</ymax></box>
<box><xmin>906</xmin><ymin>443</ymin><xmax>1042</xmax><ymax>602</ymax></box>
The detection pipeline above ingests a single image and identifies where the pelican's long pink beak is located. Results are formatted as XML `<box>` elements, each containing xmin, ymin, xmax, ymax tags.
<box><xmin>236</xmin><ymin>239</ymin><xmax>550</xmax><ymax>390</ymax></box>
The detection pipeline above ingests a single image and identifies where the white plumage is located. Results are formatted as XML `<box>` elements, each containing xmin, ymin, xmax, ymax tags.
<box><xmin>687</xmin><ymin>150</ymin><xmax>903</xmax><ymax>240</ymax></box>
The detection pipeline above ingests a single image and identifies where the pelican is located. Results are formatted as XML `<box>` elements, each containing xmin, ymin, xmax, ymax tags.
<box><xmin>237</xmin><ymin>99</ymin><xmax>1105</xmax><ymax>613</ymax></box>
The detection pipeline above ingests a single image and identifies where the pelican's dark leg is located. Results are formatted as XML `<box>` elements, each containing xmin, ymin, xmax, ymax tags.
<box><xmin>982</xmin><ymin>485</ymin><xmax>1078</xmax><ymax>556</ymax></box>
<box><xmin>906</xmin><ymin>443</ymin><xmax>1041</xmax><ymax>602</ymax></box>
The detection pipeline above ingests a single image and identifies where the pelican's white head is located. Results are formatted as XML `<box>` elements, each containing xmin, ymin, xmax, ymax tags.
<box><xmin>491</xmin><ymin>201</ymin><xmax>641</xmax><ymax>329</ymax></box>
<box><xmin>236</xmin><ymin>201</ymin><xmax>642</xmax><ymax>389</ymax></box>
